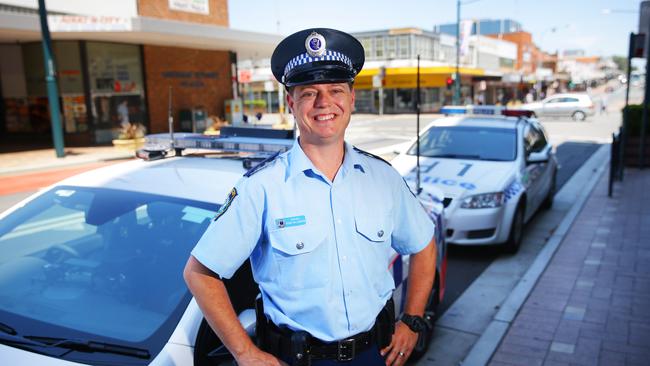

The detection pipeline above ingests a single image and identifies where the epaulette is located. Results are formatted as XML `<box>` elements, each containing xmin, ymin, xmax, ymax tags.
<box><xmin>353</xmin><ymin>146</ymin><xmax>392</xmax><ymax>166</ymax></box>
<box><xmin>243</xmin><ymin>151</ymin><xmax>280</xmax><ymax>177</ymax></box>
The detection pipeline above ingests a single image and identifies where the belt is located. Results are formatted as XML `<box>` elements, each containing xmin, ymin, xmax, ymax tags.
<box><xmin>265</xmin><ymin>322</ymin><xmax>376</xmax><ymax>362</ymax></box>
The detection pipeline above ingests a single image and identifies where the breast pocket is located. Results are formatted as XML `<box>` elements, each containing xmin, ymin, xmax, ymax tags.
<box><xmin>354</xmin><ymin>213</ymin><xmax>395</xmax><ymax>294</ymax></box>
<box><xmin>268</xmin><ymin>225</ymin><xmax>329</xmax><ymax>290</ymax></box>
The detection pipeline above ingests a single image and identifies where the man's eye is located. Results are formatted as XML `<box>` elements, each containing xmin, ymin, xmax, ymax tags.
<box><xmin>301</xmin><ymin>92</ymin><xmax>315</xmax><ymax>98</ymax></box>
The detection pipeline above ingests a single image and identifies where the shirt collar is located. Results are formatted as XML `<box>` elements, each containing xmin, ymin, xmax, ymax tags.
<box><xmin>286</xmin><ymin>140</ymin><xmax>366</xmax><ymax>180</ymax></box>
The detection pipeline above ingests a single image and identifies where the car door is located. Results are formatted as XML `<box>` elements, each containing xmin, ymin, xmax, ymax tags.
<box><xmin>525</xmin><ymin>123</ymin><xmax>552</xmax><ymax>213</ymax></box>
<box><xmin>541</xmin><ymin>97</ymin><xmax>563</xmax><ymax>117</ymax></box>
<box><xmin>522</xmin><ymin>124</ymin><xmax>545</xmax><ymax>217</ymax></box>
<box><xmin>559</xmin><ymin>97</ymin><xmax>580</xmax><ymax>118</ymax></box>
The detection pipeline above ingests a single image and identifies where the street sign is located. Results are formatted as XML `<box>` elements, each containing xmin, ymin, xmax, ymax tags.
<box><xmin>640</xmin><ymin>1</ymin><xmax>650</xmax><ymax>58</ymax></box>
<box><xmin>633</xmin><ymin>33</ymin><xmax>646</xmax><ymax>58</ymax></box>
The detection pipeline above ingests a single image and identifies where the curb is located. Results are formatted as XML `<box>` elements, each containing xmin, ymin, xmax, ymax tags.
<box><xmin>461</xmin><ymin>143</ymin><xmax>610</xmax><ymax>366</ymax></box>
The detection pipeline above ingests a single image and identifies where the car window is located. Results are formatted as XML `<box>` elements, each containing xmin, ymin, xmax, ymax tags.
<box><xmin>529</xmin><ymin>124</ymin><xmax>548</xmax><ymax>153</ymax></box>
<box><xmin>523</xmin><ymin>125</ymin><xmax>535</xmax><ymax>154</ymax></box>
<box><xmin>563</xmin><ymin>97</ymin><xmax>579</xmax><ymax>103</ymax></box>
<box><xmin>408</xmin><ymin>125</ymin><xmax>517</xmax><ymax>161</ymax></box>
<box><xmin>545</xmin><ymin>98</ymin><xmax>561</xmax><ymax>103</ymax></box>
<box><xmin>0</xmin><ymin>186</ymin><xmax>218</xmax><ymax>355</ymax></box>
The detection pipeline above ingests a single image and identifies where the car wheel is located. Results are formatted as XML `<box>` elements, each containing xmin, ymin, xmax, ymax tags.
<box><xmin>572</xmin><ymin>111</ymin><xmax>586</xmax><ymax>121</ymax></box>
<box><xmin>542</xmin><ymin>169</ymin><xmax>557</xmax><ymax>210</ymax></box>
<box><xmin>502</xmin><ymin>202</ymin><xmax>525</xmax><ymax>254</ymax></box>
<box><xmin>409</xmin><ymin>281</ymin><xmax>439</xmax><ymax>361</ymax></box>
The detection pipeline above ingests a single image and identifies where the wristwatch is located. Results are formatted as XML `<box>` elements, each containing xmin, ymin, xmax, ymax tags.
<box><xmin>400</xmin><ymin>314</ymin><xmax>427</xmax><ymax>333</ymax></box>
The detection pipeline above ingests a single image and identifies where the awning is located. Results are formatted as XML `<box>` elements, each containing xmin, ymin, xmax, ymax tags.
<box><xmin>0</xmin><ymin>12</ymin><xmax>282</xmax><ymax>59</ymax></box>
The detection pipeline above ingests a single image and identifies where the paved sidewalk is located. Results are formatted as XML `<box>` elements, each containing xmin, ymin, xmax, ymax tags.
<box><xmin>0</xmin><ymin>146</ymin><xmax>134</xmax><ymax>176</ymax></box>
<box><xmin>489</xmin><ymin>169</ymin><xmax>650</xmax><ymax>366</ymax></box>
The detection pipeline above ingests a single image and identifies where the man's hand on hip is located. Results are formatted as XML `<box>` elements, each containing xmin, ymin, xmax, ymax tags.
<box><xmin>235</xmin><ymin>347</ymin><xmax>288</xmax><ymax>366</ymax></box>
<box><xmin>380</xmin><ymin>322</ymin><xmax>419</xmax><ymax>366</ymax></box>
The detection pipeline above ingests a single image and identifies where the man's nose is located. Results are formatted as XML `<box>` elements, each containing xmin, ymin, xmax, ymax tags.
<box><xmin>314</xmin><ymin>91</ymin><xmax>332</xmax><ymax>107</ymax></box>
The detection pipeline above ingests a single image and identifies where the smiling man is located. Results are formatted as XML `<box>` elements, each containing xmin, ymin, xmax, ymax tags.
<box><xmin>184</xmin><ymin>28</ymin><xmax>437</xmax><ymax>366</ymax></box>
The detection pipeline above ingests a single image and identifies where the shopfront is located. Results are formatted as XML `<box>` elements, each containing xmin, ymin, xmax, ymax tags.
<box><xmin>0</xmin><ymin>41</ymin><xmax>147</xmax><ymax>145</ymax></box>
<box><xmin>353</xmin><ymin>66</ymin><xmax>482</xmax><ymax>113</ymax></box>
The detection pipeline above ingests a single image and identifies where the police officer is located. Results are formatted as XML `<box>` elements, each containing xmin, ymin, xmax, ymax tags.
<box><xmin>184</xmin><ymin>28</ymin><xmax>437</xmax><ymax>366</ymax></box>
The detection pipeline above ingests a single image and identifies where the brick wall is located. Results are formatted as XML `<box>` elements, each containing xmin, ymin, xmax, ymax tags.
<box><xmin>143</xmin><ymin>45</ymin><xmax>233</xmax><ymax>133</ymax></box>
<box><xmin>137</xmin><ymin>0</ymin><xmax>228</xmax><ymax>26</ymax></box>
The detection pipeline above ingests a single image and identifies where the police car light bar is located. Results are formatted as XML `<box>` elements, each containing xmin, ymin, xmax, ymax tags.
<box><xmin>440</xmin><ymin>105</ymin><xmax>534</xmax><ymax>118</ymax></box>
<box><xmin>140</xmin><ymin>130</ymin><xmax>295</xmax><ymax>159</ymax></box>
<box><xmin>147</xmin><ymin>133</ymin><xmax>294</xmax><ymax>153</ymax></box>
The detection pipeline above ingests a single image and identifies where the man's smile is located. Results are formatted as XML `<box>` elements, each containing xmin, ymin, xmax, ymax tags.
<box><xmin>314</xmin><ymin>113</ymin><xmax>336</xmax><ymax>122</ymax></box>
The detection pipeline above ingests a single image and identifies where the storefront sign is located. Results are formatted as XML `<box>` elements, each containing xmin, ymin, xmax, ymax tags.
<box><xmin>169</xmin><ymin>0</ymin><xmax>210</xmax><ymax>15</ymax></box>
<box><xmin>161</xmin><ymin>70</ymin><xmax>220</xmax><ymax>88</ymax></box>
<box><xmin>48</xmin><ymin>16</ymin><xmax>132</xmax><ymax>32</ymax></box>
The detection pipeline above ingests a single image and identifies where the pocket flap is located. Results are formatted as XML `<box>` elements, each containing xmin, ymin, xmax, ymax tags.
<box><xmin>355</xmin><ymin>214</ymin><xmax>393</xmax><ymax>242</ymax></box>
<box><xmin>268</xmin><ymin>225</ymin><xmax>326</xmax><ymax>256</ymax></box>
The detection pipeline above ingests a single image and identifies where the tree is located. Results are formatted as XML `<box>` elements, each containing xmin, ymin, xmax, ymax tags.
<box><xmin>612</xmin><ymin>55</ymin><xmax>627</xmax><ymax>73</ymax></box>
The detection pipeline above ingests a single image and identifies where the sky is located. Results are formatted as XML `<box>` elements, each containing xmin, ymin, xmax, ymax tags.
<box><xmin>228</xmin><ymin>0</ymin><xmax>645</xmax><ymax>57</ymax></box>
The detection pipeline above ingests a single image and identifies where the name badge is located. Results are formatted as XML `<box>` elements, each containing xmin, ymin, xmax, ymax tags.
<box><xmin>275</xmin><ymin>215</ymin><xmax>306</xmax><ymax>229</ymax></box>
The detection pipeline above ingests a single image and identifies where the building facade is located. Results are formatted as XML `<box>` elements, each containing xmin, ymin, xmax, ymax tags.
<box><xmin>0</xmin><ymin>0</ymin><xmax>279</xmax><ymax>145</ymax></box>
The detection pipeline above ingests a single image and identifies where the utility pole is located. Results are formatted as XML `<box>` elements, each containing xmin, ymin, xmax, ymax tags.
<box><xmin>38</xmin><ymin>0</ymin><xmax>65</xmax><ymax>158</ymax></box>
<box><xmin>455</xmin><ymin>0</ymin><xmax>461</xmax><ymax>105</ymax></box>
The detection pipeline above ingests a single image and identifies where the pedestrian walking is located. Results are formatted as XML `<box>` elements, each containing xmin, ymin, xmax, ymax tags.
<box><xmin>183</xmin><ymin>28</ymin><xmax>437</xmax><ymax>366</ymax></box>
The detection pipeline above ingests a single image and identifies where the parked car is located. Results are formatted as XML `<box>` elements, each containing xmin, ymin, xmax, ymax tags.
<box><xmin>392</xmin><ymin>107</ymin><xmax>558</xmax><ymax>253</ymax></box>
<box><xmin>0</xmin><ymin>129</ymin><xmax>447</xmax><ymax>365</ymax></box>
<box><xmin>521</xmin><ymin>93</ymin><xmax>595</xmax><ymax>121</ymax></box>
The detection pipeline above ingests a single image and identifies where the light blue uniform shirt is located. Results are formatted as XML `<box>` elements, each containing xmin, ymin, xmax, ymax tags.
<box><xmin>191</xmin><ymin>141</ymin><xmax>435</xmax><ymax>341</ymax></box>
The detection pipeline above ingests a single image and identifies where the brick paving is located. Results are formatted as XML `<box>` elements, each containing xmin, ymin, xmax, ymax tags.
<box><xmin>489</xmin><ymin>169</ymin><xmax>650</xmax><ymax>366</ymax></box>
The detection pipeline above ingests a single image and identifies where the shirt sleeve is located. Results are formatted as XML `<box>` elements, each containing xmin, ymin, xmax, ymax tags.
<box><xmin>390</xmin><ymin>172</ymin><xmax>436</xmax><ymax>255</ymax></box>
<box><xmin>190</xmin><ymin>177</ymin><xmax>264</xmax><ymax>279</ymax></box>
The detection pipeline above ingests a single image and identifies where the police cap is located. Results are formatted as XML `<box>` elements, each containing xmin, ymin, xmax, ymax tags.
<box><xmin>271</xmin><ymin>28</ymin><xmax>365</xmax><ymax>87</ymax></box>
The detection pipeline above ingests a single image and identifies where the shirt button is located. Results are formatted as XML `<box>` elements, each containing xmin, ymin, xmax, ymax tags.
<box><xmin>296</xmin><ymin>242</ymin><xmax>304</xmax><ymax>250</ymax></box>
<box><xmin>342</xmin><ymin>255</ymin><xmax>347</xmax><ymax>261</ymax></box>
<box><xmin>337</xmin><ymin>219</ymin><xmax>342</xmax><ymax>224</ymax></box>
<box><xmin>377</xmin><ymin>230</ymin><xmax>384</xmax><ymax>238</ymax></box>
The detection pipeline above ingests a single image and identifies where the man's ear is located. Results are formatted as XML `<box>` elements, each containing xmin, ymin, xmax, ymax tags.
<box><xmin>286</xmin><ymin>90</ymin><xmax>294</xmax><ymax>114</ymax></box>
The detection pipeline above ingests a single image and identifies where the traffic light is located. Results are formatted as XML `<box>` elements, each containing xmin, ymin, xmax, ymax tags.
<box><xmin>446</xmin><ymin>77</ymin><xmax>454</xmax><ymax>90</ymax></box>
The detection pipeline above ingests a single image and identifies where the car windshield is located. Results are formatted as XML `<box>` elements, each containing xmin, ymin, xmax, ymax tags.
<box><xmin>0</xmin><ymin>186</ymin><xmax>217</xmax><ymax>349</ymax></box>
<box><xmin>408</xmin><ymin>125</ymin><xmax>517</xmax><ymax>161</ymax></box>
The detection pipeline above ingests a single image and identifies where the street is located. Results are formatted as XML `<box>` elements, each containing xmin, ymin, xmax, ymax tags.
<box><xmin>0</xmin><ymin>84</ymin><xmax>642</xmax><ymax>366</ymax></box>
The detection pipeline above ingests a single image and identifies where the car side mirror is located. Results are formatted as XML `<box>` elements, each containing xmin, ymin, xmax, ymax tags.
<box><xmin>526</xmin><ymin>151</ymin><xmax>549</xmax><ymax>165</ymax></box>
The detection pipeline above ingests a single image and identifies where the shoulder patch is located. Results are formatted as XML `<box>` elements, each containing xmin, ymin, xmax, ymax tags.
<box><xmin>353</xmin><ymin>146</ymin><xmax>392</xmax><ymax>166</ymax></box>
<box><xmin>243</xmin><ymin>151</ymin><xmax>280</xmax><ymax>177</ymax></box>
<box><xmin>214</xmin><ymin>187</ymin><xmax>237</xmax><ymax>221</ymax></box>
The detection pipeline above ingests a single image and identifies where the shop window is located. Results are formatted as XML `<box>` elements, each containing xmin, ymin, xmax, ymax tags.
<box><xmin>360</xmin><ymin>38</ymin><xmax>373</xmax><ymax>60</ymax></box>
<box><xmin>399</xmin><ymin>36</ymin><xmax>409</xmax><ymax>58</ymax></box>
<box><xmin>387</xmin><ymin>38</ymin><xmax>396</xmax><ymax>59</ymax></box>
<box><xmin>86</xmin><ymin>42</ymin><xmax>145</xmax><ymax>143</ymax></box>
<box><xmin>54</xmin><ymin>41</ymin><xmax>87</xmax><ymax>134</ymax></box>
<box><xmin>1</xmin><ymin>44</ymin><xmax>30</xmax><ymax>134</ymax></box>
<box><xmin>375</xmin><ymin>37</ymin><xmax>384</xmax><ymax>59</ymax></box>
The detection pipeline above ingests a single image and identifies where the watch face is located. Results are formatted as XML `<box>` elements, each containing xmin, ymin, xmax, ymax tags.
<box><xmin>412</xmin><ymin>318</ymin><xmax>427</xmax><ymax>332</ymax></box>
<box><xmin>404</xmin><ymin>315</ymin><xmax>427</xmax><ymax>332</ymax></box>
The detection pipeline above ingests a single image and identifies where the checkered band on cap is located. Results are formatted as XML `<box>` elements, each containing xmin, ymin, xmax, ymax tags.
<box><xmin>283</xmin><ymin>50</ymin><xmax>353</xmax><ymax>79</ymax></box>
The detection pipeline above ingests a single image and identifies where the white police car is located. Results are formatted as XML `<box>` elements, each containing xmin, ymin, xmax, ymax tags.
<box><xmin>0</xmin><ymin>128</ymin><xmax>447</xmax><ymax>365</ymax></box>
<box><xmin>392</xmin><ymin>106</ymin><xmax>558</xmax><ymax>253</ymax></box>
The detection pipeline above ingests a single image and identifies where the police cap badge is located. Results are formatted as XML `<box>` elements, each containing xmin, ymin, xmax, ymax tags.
<box><xmin>271</xmin><ymin>28</ymin><xmax>365</xmax><ymax>87</ymax></box>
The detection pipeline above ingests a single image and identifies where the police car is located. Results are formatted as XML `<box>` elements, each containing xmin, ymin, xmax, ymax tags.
<box><xmin>392</xmin><ymin>106</ymin><xmax>558</xmax><ymax>253</ymax></box>
<box><xmin>0</xmin><ymin>127</ymin><xmax>447</xmax><ymax>365</ymax></box>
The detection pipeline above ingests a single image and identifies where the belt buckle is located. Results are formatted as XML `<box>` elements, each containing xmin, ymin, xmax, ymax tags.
<box><xmin>337</xmin><ymin>338</ymin><xmax>355</xmax><ymax>361</ymax></box>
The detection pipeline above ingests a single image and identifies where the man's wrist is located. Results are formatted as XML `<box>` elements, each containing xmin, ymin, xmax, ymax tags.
<box><xmin>400</xmin><ymin>313</ymin><xmax>428</xmax><ymax>333</ymax></box>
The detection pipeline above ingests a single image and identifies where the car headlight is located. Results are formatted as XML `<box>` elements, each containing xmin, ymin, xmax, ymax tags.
<box><xmin>461</xmin><ymin>192</ymin><xmax>504</xmax><ymax>209</ymax></box>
